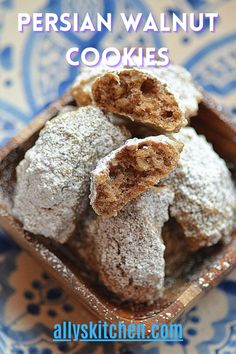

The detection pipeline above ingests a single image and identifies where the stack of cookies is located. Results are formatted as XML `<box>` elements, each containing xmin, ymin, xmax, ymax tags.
<box><xmin>13</xmin><ymin>61</ymin><xmax>236</xmax><ymax>304</ymax></box>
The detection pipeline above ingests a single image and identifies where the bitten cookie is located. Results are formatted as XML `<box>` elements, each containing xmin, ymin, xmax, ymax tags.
<box><xmin>91</xmin><ymin>66</ymin><xmax>202</xmax><ymax>132</ymax></box>
<box><xmin>90</xmin><ymin>135</ymin><xmax>182</xmax><ymax>216</ymax></box>
<box><xmin>13</xmin><ymin>106</ymin><xmax>130</xmax><ymax>243</ymax></box>
<box><xmin>78</xmin><ymin>187</ymin><xmax>174</xmax><ymax>304</ymax></box>
<box><xmin>162</xmin><ymin>127</ymin><xmax>236</xmax><ymax>251</ymax></box>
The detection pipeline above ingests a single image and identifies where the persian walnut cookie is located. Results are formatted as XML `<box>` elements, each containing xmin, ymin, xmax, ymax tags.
<box><xmin>90</xmin><ymin>135</ymin><xmax>183</xmax><ymax>217</ymax></box>
<box><xmin>91</xmin><ymin>66</ymin><xmax>202</xmax><ymax>133</ymax></box>
<box><xmin>79</xmin><ymin>187</ymin><xmax>174</xmax><ymax>304</ymax></box>
<box><xmin>163</xmin><ymin>127</ymin><xmax>236</xmax><ymax>251</ymax></box>
<box><xmin>13</xmin><ymin>106</ymin><xmax>130</xmax><ymax>243</ymax></box>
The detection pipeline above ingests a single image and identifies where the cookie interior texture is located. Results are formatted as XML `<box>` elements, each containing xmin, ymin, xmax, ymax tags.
<box><xmin>92</xmin><ymin>69</ymin><xmax>183</xmax><ymax>132</ymax></box>
<box><xmin>91</xmin><ymin>137</ymin><xmax>181</xmax><ymax>217</ymax></box>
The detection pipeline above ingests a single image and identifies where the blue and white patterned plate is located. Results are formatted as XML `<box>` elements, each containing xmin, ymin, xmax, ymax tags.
<box><xmin>0</xmin><ymin>0</ymin><xmax>236</xmax><ymax>353</ymax></box>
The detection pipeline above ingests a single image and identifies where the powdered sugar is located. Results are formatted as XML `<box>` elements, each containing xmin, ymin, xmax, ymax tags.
<box><xmin>162</xmin><ymin>127</ymin><xmax>236</xmax><ymax>249</ymax></box>
<box><xmin>80</xmin><ymin>187</ymin><xmax>174</xmax><ymax>303</ymax></box>
<box><xmin>13</xmin><ymin>106</ymin><xmax>129</xmax><ymax>243</ymax></box>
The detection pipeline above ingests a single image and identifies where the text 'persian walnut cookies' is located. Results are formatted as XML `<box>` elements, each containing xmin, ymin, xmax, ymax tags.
<box><xmin>79</xmin><ymin>187</ymin><xmax>174</xmax><ymax>304</ymax></box>
<box><xmin>162</xmin><ymin>127</ymin><xmax>236</xmax><ymax>251</ymax></box>
<box><xmin>90</xmin><ymin>135</ymin><xmax>183</xmax><ymax>217</ymax></box>
<box><xmin>91</xmin><ymin>66</ymin><xmax>202</xmax><ymax>133</ymax></box>
<box><xmin>13</xmin><ymin>106</ymin><xmax>130</xmax><ymax>243</ymax></box>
